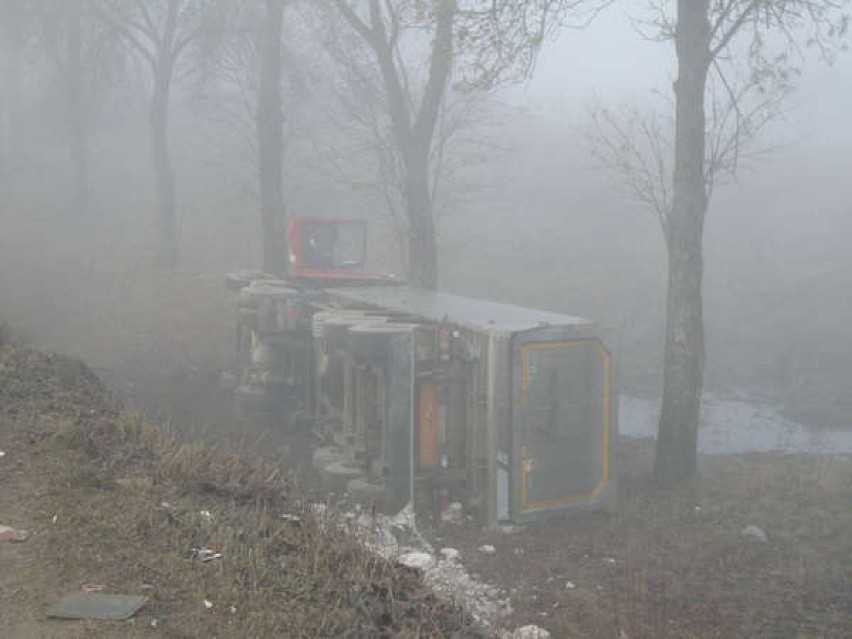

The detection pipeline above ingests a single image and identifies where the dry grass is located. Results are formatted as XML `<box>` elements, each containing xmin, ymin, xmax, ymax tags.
<box><xmin>429</xmin><ymin>439</ymin><xmax>852</xmax><ymax>639</ymax></box>
<box><xmin>0</xmin><ymin>342</ymin><xmax>486</xmax><ymax>638</ymax></box>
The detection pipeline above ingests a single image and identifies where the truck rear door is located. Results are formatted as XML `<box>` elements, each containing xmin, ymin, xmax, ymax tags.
<box><xmin>510</xmin><ymin>330</ymin><xmax>615</xmax><ymax>522</ymax></box>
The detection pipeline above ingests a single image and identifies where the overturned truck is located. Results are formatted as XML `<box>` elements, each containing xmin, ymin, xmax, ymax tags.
<box><xmin>227</xmin><ymin>219</ymin><xmax>617</xmax><ymax>526</ymax></box>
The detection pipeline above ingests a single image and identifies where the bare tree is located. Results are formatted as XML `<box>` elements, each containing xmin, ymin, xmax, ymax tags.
<box><xmin>329</xmin><ymin>0</ymin><xmax>456</xmax><ymax>289</ymax></box>
<box><xmin>95</xmin><ymin>0</ymin><xmax>224</xmax><ymax>267</ymax></box>
<box><xmin>314</xmin><ymin>10</ymin><xmax>504</xmax><ymax>276</ymax></box>
<box><xmin>258</xmin><ymin>0</ymin><xmax>288</xmax><ymax>275</ymax></box>
<box><xmin>328</xmin><ymin>0</ymin><xmax>609</xmax><ymax>289</ymax></box>
<box><xmin>195</xmin><ymin>0</ymin><xmax>314</xmax><ymax>274</ymax></box>
<box><xmin>591</xmin><ymin>0</ymin><xmax>848</xmax><ymax>485</ymax></box>
<box><xmin>33</xmin><ymin>0</ymin><xmax>120</xmax><ymax>217</ymax></box>
<box><xmin>0</xmin><ymin>0</ymin><xmax>29</xmax><ymax>180</ymax></box>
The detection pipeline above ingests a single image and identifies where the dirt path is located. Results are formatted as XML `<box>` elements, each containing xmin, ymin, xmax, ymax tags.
<box><xmin>0</xmin><ymin>429</ymin><xmax>82</xmax><ymax>639</ymax></box>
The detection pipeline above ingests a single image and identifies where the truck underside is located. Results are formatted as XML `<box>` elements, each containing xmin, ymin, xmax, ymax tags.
<box><xmin>227</xmin><ymin>274</ymin><xmax>617</xmax><ymax>527</ymax></box>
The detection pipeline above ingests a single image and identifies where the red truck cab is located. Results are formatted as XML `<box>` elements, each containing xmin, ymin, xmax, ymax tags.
<box><xmin>287</xmin><ymin>217</ymin><xmax>396</xmax><ymax>288</ymax></box>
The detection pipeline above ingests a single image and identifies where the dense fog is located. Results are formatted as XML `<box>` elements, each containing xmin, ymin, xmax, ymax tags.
<box><xmin>0</xmin><ymin>1</ymin><xmax>850</xmax><ymax>430</ymax></box>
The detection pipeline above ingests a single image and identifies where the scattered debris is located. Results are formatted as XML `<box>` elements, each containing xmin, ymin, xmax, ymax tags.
<box><xmin>203</xmin><ymin>599</ymin><xmax>214</xmax><ymax>611</ymax></box>
<box><xmin>499</xmin><ymin>524</ymin><xmax>519</xmax><ymax>535</ymax></box>
<box><xmin>191</xmin><ymin>546</ymin><xmax>223</xmax><ymax>562</ymax></box>
<box><xmin>601</xmin><ymin>557</ymin><xmax>617</xmax><ymax>565</ymax></box>
<box><xmin>280</xmin><ymin>513</ymin><xmax>301</xmax><ymax>524</ymax></box>
<box><xmin>510</xmin><ymin>624</ymin><xmax>552</xmax><ymax>639</ymax></box>
<box><xmin>478</xmin><ymin>544</ymin><xmax>497</xmax><ymax>555</ymax></box>
<box><xmin>441</xmin><ymin>502</ymin><xmax>465</xmax><ymax>524</ymax></box>
<box><xmin>229</xmin><ymin>604</ymin><xmax>238</xmax><ymax>615</ymax></box>
<box><xmin>440</xmin><ymin>547</ymin><xmax>461</xmax><ymax>561</ymax></box>
<box><xmin>0</xmin><ymin>525</ymin><xmax>28</xmax><ymax>543</ymax></box>
<box><xmin>46</xmin><ymin>593</ymin><xmax>148</xmax><ymax>621</ymax></box>
<box><xmin>399</xmin><ymin>551</ymin><xmax>435</xmax><ymax>570</ymax></box>
<box><xmin>150</xmin><ymin>618</ymin><xmax>161</xmax><ymax>628</ymax></box>
<box><xmin>565</xmin><ymin>581</ymin><xmax>576</xmax><ymax>590</ymax></box>
<box><xmin>81</xmin><ymin>584</ymin><xmax>105</xmax><ymax>593</ymax></box>
<box><xmin>742</xmin><ymin>524</ymin><xmax>770</xmax><ymax>544</ymax></box>
<box><xmin>198</xmin><ymin>510</ymin><xmax>214</xmax><ymax>523</ymax></box>
<box><xmin>513</xmin><ymin>547</ymin><xmax>524</xmax><ymax>555</ymax></box>
<box><xmin>353</xmin><ymin>506</ymin><xmax>510</xmax><ymax>624</ymax></box>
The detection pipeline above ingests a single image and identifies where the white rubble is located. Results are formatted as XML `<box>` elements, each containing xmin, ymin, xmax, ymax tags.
<box><xmin>399</xmin><ymin>551</ymin><xmax>435</xmax><ymax>570</ymax></box>
<box><xmin>742</xmin><ymin>524</ymin><xmax>770</xmax><ymax>544</ymax></box>
<box><xmin>511</xmin><ymin>624</ymin><xmax>552</xmax><ymax>639</ymax></box>
<box><xmin>440</xmin><ymin>501</ymin><xmax>465</xmax><ymax>524</ymax></box>
<box><xmin>347</xmin><ymin>503</ymin><xmax>511</xmax><ymax>625</ymax></box>
<box><xmin>440</xmin><ymin>547</ymin><xmax>461</xmax><ymax>561</ymax></box>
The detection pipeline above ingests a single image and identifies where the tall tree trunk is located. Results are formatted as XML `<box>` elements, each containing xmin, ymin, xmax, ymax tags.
<box><xmin>258</xmin><ymin>0</ymin><xmax>287</xmax><ymax>276</ymax></box>
<box><xmin>67</xmin><ymin>0</ymin><xmax>90</xmax><ymax>218</ymax></box>
<box><xmin>2</xmin><ymin>28</ymin><xmax>24</xmax><ymax>181</ymax></box>
<box><xmin>150</xmin><ymin>67</ymin><xmax>178</xmax><ymax>268</ymax></box>
<box><xmin>653</xmin><ymin>0</ymin><xmax>711</xmax><ymax>485</ymax></box>
<box><xmin>405</xmin><ymin>146</ymin><xmax>438</xmax><ymax>289</ymax></box>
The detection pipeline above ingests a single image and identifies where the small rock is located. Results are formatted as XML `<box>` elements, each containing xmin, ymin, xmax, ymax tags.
<box><xmin>512</xmin><ymin>624</ymin><xmax>552</xmax><ymax>639</ymax></box>
<box><xmin>0</xmin><ymin>526</ymin><xmax>28</xmax><ymax>543</ymax></box>
<box><xmin>0</xmin><ymin>450</ymin><xmax>6</xmax><ymax>458</ymax></box>
<box><xmin>742</xmin><ymin>524</ymin><xmax>770</xmax><ymax>544</ymax></box>
<box><xmin>441</xmin><ymin>502</ymin><xmax>465</xmax><ymax>524</ymax></box>
<box><xmin>192</xmin><ymin>546</ymin><xmax>222</xmax><ymax>562</ymax></box>
<box><xmin>478</xmin><ymin>544</ymin><xmax>497</xmax><ymax>555</ymax></box>
<box><xmin>439</xmin><ymin>547</ymin><xmax>460</xmax><ymax>561</ymax></box>
<box><xmin>150</xmin><ymin>619</ymin><xmax>161</xmax><ymax>628</ymax></box>
<box><xmin>565</xmin><ymin>581</ymin><xmax>576</xmax><ymax>590</ymax></box>
<box><xmin>203</xmin><ymin>599</ymin><xmax>214</xmax><ymax>610</ymax></box>
<box><xmin>399</xmin><ymin>552</ymin><xmax>434</xmax><ymax>570</ymax></box>
<box><xmin>309</xmin><ymin>503</ymin><xmax>327</xmax><ymax>516</ymax></box>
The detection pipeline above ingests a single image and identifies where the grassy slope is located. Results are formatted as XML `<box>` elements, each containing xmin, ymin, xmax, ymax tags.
<box><xmin>0</xmin><ymin>340</ymin><xmax>484</xmax><ymax>638</ymax></box>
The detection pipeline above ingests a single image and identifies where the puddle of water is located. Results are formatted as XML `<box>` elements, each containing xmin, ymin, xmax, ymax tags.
<box><xmin>620</xmin><ymin>394</ymin><xmax>852</xmax><ymax>455</ymax></box>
